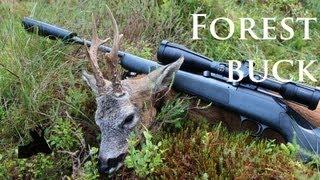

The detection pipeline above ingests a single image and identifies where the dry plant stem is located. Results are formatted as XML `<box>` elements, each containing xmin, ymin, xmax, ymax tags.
<box><xmin>0</xmin><ymin>63</ymin><xmax>20</xmax><ymax>79</ymax></box>
<box><xmin>58</xmin><ymin>142</ymin><xmax>90</xmax><ymax>178</ymax></box>
<box><xmin>191</xmin><ymin>99</ymin><xmax>212</xmax><ymax>110</ymax></box>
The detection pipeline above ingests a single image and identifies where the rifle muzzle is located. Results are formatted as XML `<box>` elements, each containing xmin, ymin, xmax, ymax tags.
<box><xmin>22</xmin><ymin>17</ymin><xmax>77</xmax><ymax>41</ymax></box>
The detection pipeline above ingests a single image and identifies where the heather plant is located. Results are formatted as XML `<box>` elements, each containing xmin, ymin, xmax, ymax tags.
<box><xmin>154</xmin><ymin>121</ymin><xmax>314</xmax><ymax>178</ymax></box>
<box><xmin>157</xmin><ymin>97</ymin><xmax>190</xmax><ymax>129</ymax></box>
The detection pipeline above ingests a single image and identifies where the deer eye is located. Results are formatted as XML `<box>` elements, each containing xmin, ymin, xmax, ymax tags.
<box><xmin>122</xmin><ymin>114</ymin><xmax>135</xmax><ymax>128</ymax></box>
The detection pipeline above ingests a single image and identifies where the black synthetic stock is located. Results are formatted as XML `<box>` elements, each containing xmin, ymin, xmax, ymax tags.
<box><xmin>157</xmin><ymin>40</ymin><xmax>320</xmax><ymax>110</ymax></box>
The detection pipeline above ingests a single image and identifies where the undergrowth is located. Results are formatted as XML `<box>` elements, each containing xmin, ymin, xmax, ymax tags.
<box><xmin>124</xmin><ymin>131</ymin><xmax>165</xmax><ymax>177</ymax></box>
<box><xmin>156</xmin><ymin>121</ymin><xmax>314</xmax><ymax>179</ymax></box>
<box><xmin>118</xmin><ymin>120</ymin><xmax>317</xmax><ymax>179</ymax></box>
<box><xmin>156</xmin><ymin>96</ymin><xmax>190</xmax><ymax>129</ymax></box>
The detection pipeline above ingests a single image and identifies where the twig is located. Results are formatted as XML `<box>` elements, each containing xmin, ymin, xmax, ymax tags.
<box><xmin>190</xmin><ymin>99</ymin><xmax>212</xmax><ymax>110</ymax></box>
<box><xmin>0</xmin><ymin>63</ymin><xmax>20</xmax><ymax>79</ymax></box>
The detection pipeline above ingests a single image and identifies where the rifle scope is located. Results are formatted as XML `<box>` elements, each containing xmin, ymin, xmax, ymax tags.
<box><xmin>157</xmin><ymin>41</ymin><xmax>320</xmax><ymax>110</ymax></box>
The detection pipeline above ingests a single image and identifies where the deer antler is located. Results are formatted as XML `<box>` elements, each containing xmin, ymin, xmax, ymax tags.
<box><xmin>85</xmin><ymin>6</ymin><xmax>124</xmax><ymax>96</ymax></box>
<box><xmin>85</xmin><ymin>14</ymin><xmax>110</xmax><ymax>94</ymax></box>
<box><xmin>104</xmin><ymin>5</ymin><xmax>124</xmax><ymax>95</ymax></box>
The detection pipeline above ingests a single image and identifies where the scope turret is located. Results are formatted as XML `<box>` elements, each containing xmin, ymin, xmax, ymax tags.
<box><xmin>157</xmin><ymin>40</ymin><xmax>320</xmax><ymax>110</ymax></box>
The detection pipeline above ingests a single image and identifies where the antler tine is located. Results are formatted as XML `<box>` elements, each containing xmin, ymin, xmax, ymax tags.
<box><xmin>85</xmin><ymin>13</ymin><xmax>110</xmax><ymax>94</ymax></box>
<box><xmin>91</xmin><ymin>14</ymin><xmax>110</xmax><ymax>46</ymax></box>
<box><xmin>105</xmin><ymin>5</ymin><xmax>124</xmax><ymax>95</ymax></box>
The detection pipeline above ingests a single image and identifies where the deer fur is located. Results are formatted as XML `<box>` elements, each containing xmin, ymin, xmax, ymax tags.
<box><xmin>80</xmin><ymin>6</ymin><xmax>184</xmax><ymax>174</ymax></box>
<box><xmin>286</xmin><ymin>102</ymin><xmax>320</xmax><ymax>127</ymax></box>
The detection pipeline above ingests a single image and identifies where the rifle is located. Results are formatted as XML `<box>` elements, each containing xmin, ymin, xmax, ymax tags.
<box><xmin>22</xmin><ymin>17</ymin><xmax>320</xmax><ymax>160</ymax></box>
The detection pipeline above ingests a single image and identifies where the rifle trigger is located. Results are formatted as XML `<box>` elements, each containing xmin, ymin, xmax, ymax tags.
<box><xmin>240</xmin><ymin>116</ymin><xmax>269</xmax><ymax>137</ymax></box>
<box><xmin>252</xmin><ymin>123</ymin><xmax>269</xmax><ymax>137</ymax></box>
<box><xmin>240</xmin><ymin>116</ymin><xmax>247</xmax><ymax>126</ymax></box>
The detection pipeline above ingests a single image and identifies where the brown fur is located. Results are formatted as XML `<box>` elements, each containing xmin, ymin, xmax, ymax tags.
<box><xmin>286</xmin><ymin>101</ymin><xmax>320</xmax><ymax>127</ymax></box>
<box><xmin>123</xmin><ymin>75</ymin><xmax>157</xmax><ymax>128</ymax></box>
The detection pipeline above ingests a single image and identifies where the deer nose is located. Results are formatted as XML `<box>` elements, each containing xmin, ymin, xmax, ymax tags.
<box><xmin>98</xmin><ymin>153</ymin><xmax>126</xmax><ymax>174</ymax></box>
<box><xmin>98</xmin><ymin>159</ymin><xmax>108</xmax><ymax>174</ymax></box>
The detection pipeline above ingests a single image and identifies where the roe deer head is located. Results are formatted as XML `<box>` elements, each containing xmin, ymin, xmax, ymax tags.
<box><xmin>81</xmin><ymin>6</ymin><xmax>183</xmax><ymax>174</ymax></box>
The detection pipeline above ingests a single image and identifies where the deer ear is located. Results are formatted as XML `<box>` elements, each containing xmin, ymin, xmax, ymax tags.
<box><xmin>82</xmin><ymin>70</ymin><xmax>99</xmax><ymax>94</ymax></box>
<box><xmin>147</xmin><ymin>56</ymin><xmax>184</xmax><ymax>93</ymax></box>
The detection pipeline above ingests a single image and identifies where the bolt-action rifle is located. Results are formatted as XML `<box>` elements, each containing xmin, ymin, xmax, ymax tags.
<box><xmin>22</xmin><ymin>17</ymin><xmax>320</xmax><ymax>160</ymax></box>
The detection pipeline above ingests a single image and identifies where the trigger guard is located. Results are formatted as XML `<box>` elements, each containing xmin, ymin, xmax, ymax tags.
<box><xmin>240</xmin><ymin>116</ymin><xmax>269</xmax><ymax>137</ymax></box>
<box><xmin>252</xmin><ymin>124</ymin><xmax>269</xmax><ymax>137</ymax></box>
<box><xmin>240</xmin><ymin>116</ymin><xmax>247</xmax><ymax>126</ymax></box>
